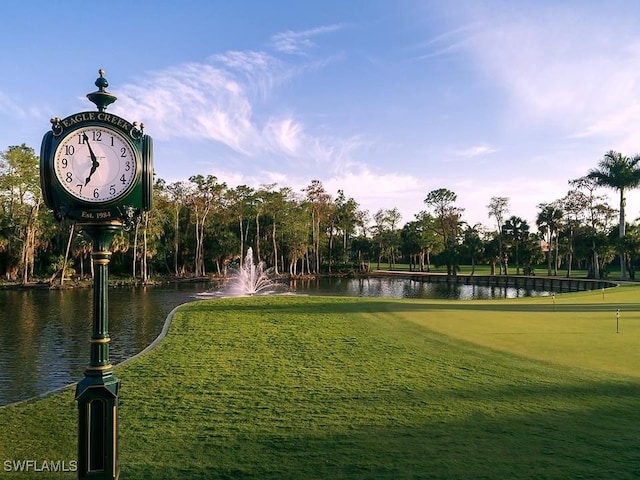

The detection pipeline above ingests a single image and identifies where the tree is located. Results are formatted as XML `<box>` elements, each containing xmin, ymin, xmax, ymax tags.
<box><xmin>400</xmin><ymin>221</ymin><xmax>422</xmax><ymax>271</ymax></box>
<box><xmin>502</xmin><ymin>216</ymin><xmax>530</xmax><ymax>275</ymax></box>
<box><xmin>587</xmin><ymin>151</ymin><xmax>640</xmax><ymax>280</ymax></box>
<box><xmin>254</xmin><ymin>186</ymin><xmax>271</xmax><ymax>264</ymax></box>
<box><xmin>188</xmin><ymin>175</ymin><xmax>227</xmax><ymax>277</ymax></box>
<box><xmin>225</xmin><ymin>184</ymin><xmax>255</xmax><ymax>266</ymax></box>
<box><xmin>536</xmin><ymin>203</ymin><xmax>563</xmax><ymax>276</ymax></box>
<box><xmin>424</xmin><ymin>188</ymin><xmax>464</xmax><ymax>276</ymax></box>
<box><xmin>487</xmin><ymin>196</ymin><xmax>509</xmax><ymax>274</ymax></box>
<box><xmin>621</xmin><ymin>224</ymin><xmax>640</xmax><ymax>280</ymax></box>
<box><xmin>372</xmin><ymin>208</ymin><xmax>401</xmax><ymax>270</ymax></box>
<box><xmin>280</xmin><ymin>195</ymin><xmax>309</xmax><ymax>275</ymax></box>
<box><xmin>461</xmin><ymin>223</ymin><xmax>484</xmax><ymax>275</ymax></box>
<box><xmin>519</xmin><ymin>232</ymin><xmax>545</xmax><ymax>275</ymax></box>
<box><xmin>59</xmin><ymin>222</ymin><xmax>75</xmax><ymax>285</ymax></box>
<box><xmin>165</xmin><ymin>181</ymin><xmax>190</xmax><ymax>276</ymax></box>
<box><xmin>0</xmin><ymin>144</ymin><xmax>42</xmax><ymax>283</ymax></box>
<box><xmin>261</xmin><ymin>186</ymin><xmax>292</xmax><ymax>275</ymax></box>
<box><xmin>558</xmin><ymin>191</ymin><xmax>586</xmax><ymax>278</ymax></box>
<box><xmin>372</xmin><ymin>209</ymin><xmax>389</xmax><ymax>270</ymax></box>
<box><xmin>303</xmin><ymin>180</ymin><xmax>332</xmax><ymax>274</ymax></box>
<box><xmin>483</xmin><ymin>234</ymin><xmax>502</xmax><ymax>275</ymax></box>
<box><xmin>135</xmin><ymin>181</ymin><xmax>166</xmax><ymax>282</ymax></box>
<box><xmin>333</xmin><ymin>190</ymin><xmax>361</xmax><ymax>265</ymax></box>
<box><xmin>385</xmin><ymin>208</ymin><xmax>402</xmax><ymax>269</ymax></box>
<box><xmin>568</xmin><ymin>176</ymin><xmax>617</xmax><ymax>279</ymax></box>
<box><xmin>414</xmin><ymin>211</ymin><xmax>442</xmax><ymax>272</ymax></box>
<box><xmin>72</xmin><ymin>230</ymin><xmax>92</xmax><ymax>278</ymax></box>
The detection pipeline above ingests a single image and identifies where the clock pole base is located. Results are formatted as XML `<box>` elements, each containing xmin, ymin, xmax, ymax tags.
<box><xmin>76</xmin><ymin>373</ymin><xmax>120</xmax><ymax>480</ymax></box>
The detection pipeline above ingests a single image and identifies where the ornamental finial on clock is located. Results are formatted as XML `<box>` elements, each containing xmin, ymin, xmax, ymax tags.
<box><xmin>50</xmin><ymin>116</ymin><xmax>63</xmax><ymax>136</ymax></box>
<box><xmin>86</xmin><ymin>68</ymin><xmax>117</xmax><ymax>113</ymax></box>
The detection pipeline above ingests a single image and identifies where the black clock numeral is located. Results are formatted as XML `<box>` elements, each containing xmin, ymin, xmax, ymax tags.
<box><xmin>65</xmin><ymin>145</ymin><xmax>75</xmax><ymax>155</ymax></box>
<box><xmin>61</xmin><ymin>158</ymin><xmax>68</xmax><ymax>168</ymax></box>
<box><xmin>120</xmin><ymin>147</ymin><xmax>127</xmax><ymax>158</ymax></box>
<box><xmin>109</xmin><ymin>185</ymin><xmax>116</xmax><ymax>195</ymax></box>
<box><xmin>65</xmin><ymin>172</ymin><xmax>73</xmax><ymax>182</ymax></box>
<box><xmin>124</xmin><ymin>161</ymin><xmax>130</xmax><ymax>171</ymax></box>
<box><xmin>110</xmin><ymin>136</ymin><xmax>114</xmax><ymax>146</ymax></box>
<box><xmin>92</xmin><ymin>131</ymin><xmax>102</xmax><ymax>141</ymax></box>
<box><xmin>76</xmin><ymin>184</ymin><xmax>83</xmax><ymax>194</ymax></box>
<box><xmin>120</xmin><ymin>174</ymin><xmax>127</xmax><ymax>184</ymax></box>
<box><xmin>93</xmin><ymin>188</ymin><xmax>100</xmax><ymax>199</ymax></box>
<box><xmin>77</xmin><ymin>134</ymin><xmax>87</xmax><ymax>144</ymax></box>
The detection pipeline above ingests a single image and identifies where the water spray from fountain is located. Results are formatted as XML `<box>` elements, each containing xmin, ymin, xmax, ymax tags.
<box><xmin>195</xmin><ymin>247</ymin><xmax>283</xmax><ymax>297</ymax></box>
<box><xmin>228</xmin><ymin>247</ymin><xmax>279</xmax><ymax>296</ymax></box>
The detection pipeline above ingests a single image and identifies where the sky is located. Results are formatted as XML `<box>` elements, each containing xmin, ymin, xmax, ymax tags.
<box><xmin>2</xmin><ymin>0</ymin><xmax>640</xmax><ymax>230</ymax></box>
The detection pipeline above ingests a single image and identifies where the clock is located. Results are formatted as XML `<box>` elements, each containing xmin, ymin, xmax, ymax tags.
<box><xmin>40</xmin><ymin>70</ymin><xmax>152</xmax><ymax>224</ymax></box>
<box><xmin>53</xmin><ymin>125</ymin><xmax>138</xmax><ymax>204</ymax></box>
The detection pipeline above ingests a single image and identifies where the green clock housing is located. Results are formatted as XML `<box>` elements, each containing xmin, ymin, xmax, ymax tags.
<box><xmin>40</xmin><ymin>72</ymin><xmax>153</xmax><ymax>226</ymax></box>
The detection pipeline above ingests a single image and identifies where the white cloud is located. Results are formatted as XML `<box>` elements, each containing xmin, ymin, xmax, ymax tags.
<box><xmin>454</xmin><ymin>4</ymin><xmax>640</xmax><ymax>148</ymax></box>
<box><xmin>262</xmin><ymin>117</ymin><xmax>303</xmax><ymax>155</ymax></box>
<box><xmin>450</xmin><ymin>144</ymin><xmax>497</xmax><ymax>158</ymax></box>
<box><xmin>270</xmin><ymin>24</ymin><xmax>344</xmax><ymax>55</ymax></box>
<box><xmin>113</xmin><ymin>62</ymin><xmax>259</xmax><ymax>154</ymax></box>
<box><xmin>111</xmin><ymin>42</ymin><xmax>356</xmax><ymax>171</ymax></box>
<box><xmin>208</xmin><ymin>50</ymin><xmax>282</xmax><ymax>100</ymax></box>
<box><xmin>112</xmin><ymin>47</ymin><xmax>382</xmax><ymax>202</ymax></box>
<box><xmin>570</xmin><ymin>103</ymin><xmax>640</xmax><ymax>153</ymax></box>
<box><xmin>455</xmin><ymin>177</ymin><xmax>566</xmax><ymax>228</ymax></box>
<box><xmin>412</xmin><ymin>25</ymin><xmax>474</xmax><ymax>60</ymax></box>
<box><xmin>323</xmin><ymin>167</ymin><xmax>427</xmax><ymax>223</ymax></box>
<box><xmin>204</xmin><ymin>163</ymin><xmax>427</xmax><ymax>227</ymax></box>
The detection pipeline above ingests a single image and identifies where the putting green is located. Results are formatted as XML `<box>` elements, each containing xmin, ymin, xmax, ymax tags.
<box><xmin>384</xmin><ymin>286</ymin><xmax>640</xmax><ymax>378</ymax></box>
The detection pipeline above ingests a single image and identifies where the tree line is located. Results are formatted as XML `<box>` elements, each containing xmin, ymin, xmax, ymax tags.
<box><xmin>2</xmin><ymin>144</ymin><xmax>640</xmax><ymax>285</ymax></box>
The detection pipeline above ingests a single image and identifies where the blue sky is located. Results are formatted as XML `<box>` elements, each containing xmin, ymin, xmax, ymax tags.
<box><xmin>2</xmin><ymin>0</ymin><xmax>640</xmax><ymax>229</ymax></box>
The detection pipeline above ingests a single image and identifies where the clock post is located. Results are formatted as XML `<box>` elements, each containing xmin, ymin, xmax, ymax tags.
<box><xmin>40</xmin><ymin>70</ymin><xmax>153</xmax><ymax>480</ymax></box>
<box><xmin>75</xmin><ymin>222</ymin><xmax>121</xmax><ymax>479</ymax></box>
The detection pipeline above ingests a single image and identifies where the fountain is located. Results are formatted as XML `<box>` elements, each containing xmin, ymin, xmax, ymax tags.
<box><xmin>196</xmin><ymin>247</ymin><xmax>283</xmax><ymax>297</ymax></box>
<box><xmin>228</xmin><ymin>247</ymin><xmax>280</xmax><ymax>296</ymax></box>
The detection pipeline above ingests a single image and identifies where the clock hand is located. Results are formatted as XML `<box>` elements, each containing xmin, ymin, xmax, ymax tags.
<box><xmin>83</xmin><ymin>133</ymin><xmax>100</xmax><ymax>186</ymax></box>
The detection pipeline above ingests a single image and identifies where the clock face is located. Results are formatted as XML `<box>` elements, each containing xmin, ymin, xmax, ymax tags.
<box><xmin>53</xmin><ymin>126</ymin><xmax>138</xmax><ymax>203</ymax></box>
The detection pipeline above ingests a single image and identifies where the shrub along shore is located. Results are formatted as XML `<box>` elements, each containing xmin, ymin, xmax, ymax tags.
<box><xmin>1</xmin><ymin>289</ymin><xmax>639</xmax><ymax>479</ymax></box>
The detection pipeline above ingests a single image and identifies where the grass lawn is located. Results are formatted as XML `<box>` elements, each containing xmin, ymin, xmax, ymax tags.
<box><xmin>1</xmin><ymin>288</ymin><xmax>639</xmax><ymax>479</ymax></box>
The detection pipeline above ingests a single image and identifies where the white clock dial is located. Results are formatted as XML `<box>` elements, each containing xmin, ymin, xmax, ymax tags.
<box><xmin>53</xmin><ymin>126</ymin><xmax>138</xmax><ymax>203</ymax></box>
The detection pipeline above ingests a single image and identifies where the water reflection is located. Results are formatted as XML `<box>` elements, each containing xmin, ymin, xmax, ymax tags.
<box><xmin>296</xmin><ymin>277</ymin><xmax>548</xmax><ymax>300</ymax></box>
<box><xmin>0</xmin><ymin>283</ymin><xmax>205</xmax><ymax>406</ymax></box>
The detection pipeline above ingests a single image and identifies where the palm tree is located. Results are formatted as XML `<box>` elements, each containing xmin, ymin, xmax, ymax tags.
<box><xmin>502</xmin><ymin>216</ymin><xmax>530</xmax><ymax>275</ymax></box>
<box><xmin>587</xmin><ymin>151</ymin><xmax>640</xmax><ymax>280</ymax></box>
<box><xmin>461</xmin><ymin>223</ymin><xmax>484</xmax><ymax>275</ymax></box>
<box><xmin>536</xmin><ymin>203</ymin><xmax>563</xmax><ymax>276</ymax></box>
